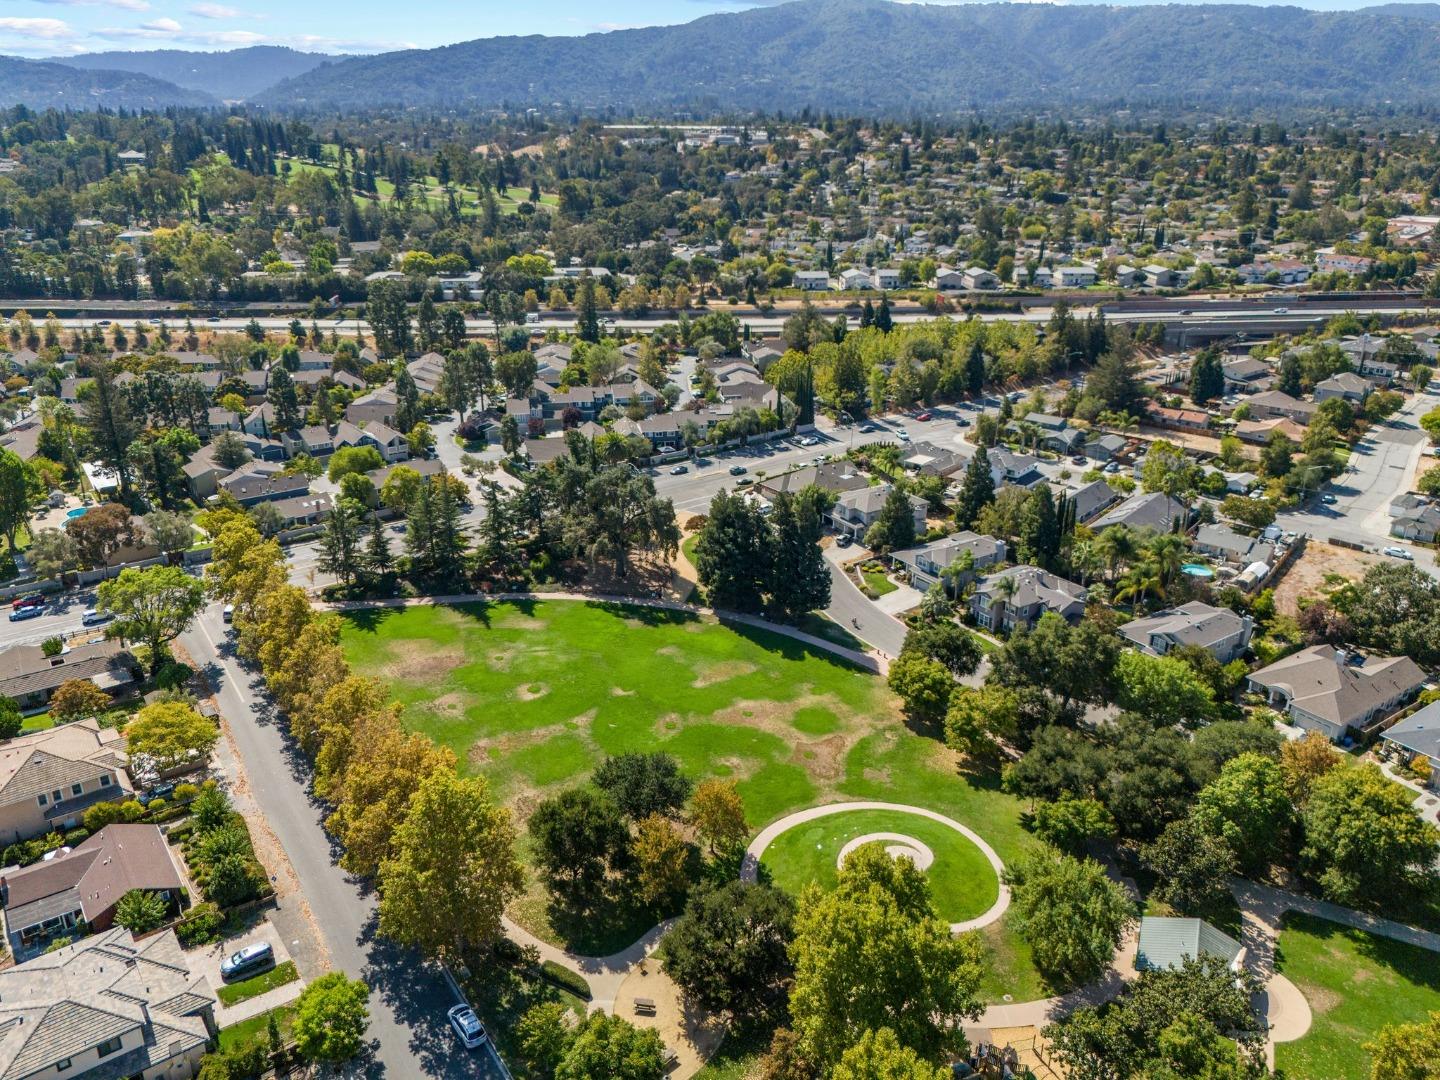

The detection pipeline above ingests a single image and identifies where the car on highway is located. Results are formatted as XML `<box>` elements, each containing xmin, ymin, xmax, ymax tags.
<box><xmin>729</xmin><ymin>465</ymin><xmax>747</xmax><ymax>476</ymax></box>
<box><xmin>11</xmin><ymin>593</ymin><xmax>44</xmax><ymax>610</ymax></box>
<box><xmin>1178</xmin><ymin>309</ymin><xmax>1193</xmax><ymax>316</ymax></box>
<box><xmin>206</xmin><ymin>316</ymin><xmax>222</xmax><ymax>324</ymax></box>
<box><xmin>668</xmin><ymin>464</ymin><xmax>688</xmax><ymax>475</ymax></box>
<box><xmin>448</xmin><ymin>1004</ymin><xmax>488</xmax><ymax>1050</ymax></box>
<box><xmin>1273</xmin><ymin>306</ymin><xmax>1290</xmax><ymax>314</ymax></box>
<box><xmin>1383</xmin><ymin>546</ymin><xmax>1415</xmax><ymax>561</ymax></box>
<box><xmin>915</xmin><ymin>411</ymin><xmax>932</xmax><ymax>422</ymax></box>
<box><xmin>735</xmin><ymin>477</ymin><xmax>753</xmax><ymax>487</ymax></box>
<box><xmin>81</xmin><ymin>607</ymin><xmax>111</xmax><ymax>626</ymax></box>
<box><xmin>220</xmin><ymin>942</ymin><xmax>273</xmax><ymax>981</ymax></box>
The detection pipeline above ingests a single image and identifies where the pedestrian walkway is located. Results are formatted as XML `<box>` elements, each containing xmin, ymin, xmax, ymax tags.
<box><xmin>500</xmin><ymin>914</ymin><xmax>676</xmax><ymax>1016</ymax></box>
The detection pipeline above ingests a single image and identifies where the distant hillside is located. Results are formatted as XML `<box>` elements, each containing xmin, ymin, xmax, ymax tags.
<box><xmin>0</xmin><ymin>58</ymin><xmax>214</xmax><ymax>110</ymax></box>
<box><xmin>257</xmin><ymin>0</ymin><xmax>1440</xmax><ymax>113</ymax></box>
<box><xmin>53</xmin><ymin>46</ymin><xmax>337</xmax><ymax>102</ymax></box>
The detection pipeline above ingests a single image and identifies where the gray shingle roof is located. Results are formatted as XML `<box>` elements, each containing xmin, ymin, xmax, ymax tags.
<box><xmin>1135</xmin><ymin>917</ymin><xmax>1242</xmax><ymax>972</ymax></box>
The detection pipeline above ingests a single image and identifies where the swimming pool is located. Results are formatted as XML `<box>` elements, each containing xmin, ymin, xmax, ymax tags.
<box><xmin>1180</xmin><ymin>563</ymin><xmax>1215</xmax><ymax>579</ymax></box>
<box><xmin>64</xmin><ymin>506</ymin><xmax>91</xmax><ymax>520</ymax></box>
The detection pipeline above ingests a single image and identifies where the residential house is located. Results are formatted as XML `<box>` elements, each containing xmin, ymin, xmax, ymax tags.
<box><xmin>1313</xmin><ymin>371</ymin><xmax>1371</xmax><ymax>404</ymax></box>
<box><xmin>970</xmin><ymin>565</ymin><xmax>1087</xmax><ymax>633</ymax></box>
<box><xmin>935</xmin><ymin>267</ymin><xmax>967</xmax><ymax>291</ymax></box>
<box><xmin>1381</xmin><ymin>700</ymin><xmax>1440</xmax><ymax>789</ymax></box>
<box><xmin>0</xmin><ymin>825</ymin><xmax>183</xmax><ymax>959</ymax></box>
<box><xmin>1193</xmin><ymin>523</ymin><xmax>1275</xmax><ymax>567</ymax></box>
<box><xmin>0</xmin><ymin>643</ymin><xmax>137</xmax><ymax>717</ymax></box>
<box><xmin>962</xmin><ymin>266</ymin><xmax>1000</xmax><ymax>291</ymax></box>
<box><xmin>353</xmin><ymin>420</ymin><xmax>409</xmax><ymax>463</ymax></box>
<box><xmin>1316</xmin><ymin>251</ymin><xmax>1376</xmax><ymax>276</ymax></box>
<box><xmin>1247</xmin><ymin>390</ymin><xmax>1317</xmax><ymax>425</ymax></box>
<box><xmin>988</xmin><ymin>449</ymin><xmax>1044</xmax><ymax>488</ymax></box>
<box><xmin>1119</xmin><ymin>601</ymin><xmax>1254</xmax><ymax>663</ymax></box>
<box><xmin>1235</xmin><ymin>416</ymin><xmax>1309</xmax><ymax>446</ymax></box>
<box><xmin>1358</xmin><ymin>356</ymin><xmax>1399</xmax><ymax>385</ymax></box>
<box><xmin>1221</xmin><ymin>357</ymin><xmax>1273</xmax><ymax>392</ymax></box>
<box><xmin>1060</xmin><ymin>478</ymin><xmax>1122</xmax><ymax>524</ymax></box>
<box><xmin>1135</xmin><ymin>917</ymin><xmax>1243</xmax><ymax>973</ymax></box>
<box><xmin>900</xmin><ymin>442</ymin><xmax>967</xmax><ymax>479</ymax></box>
<box><xmin>346</xmin><ymin>388</ymin><xmax>400</xmax><ymax>428</ymax></box>
<box><xmin>889</xmin><ymin>531</ymin><xmax>1007</xmax><ymax>593</ymax></box>
<box><xmin>1248</xmin><ymin>645</ymin><xmax>1427</xmax><ymax>740</ymax></box>
<box><xmin>269</xmin><ymin>492</ymin><xmax>334</xmax><ymax>528</ymax></box>
<box><xmin>1391</xmin><ymin>497</ymin><xmax>1440</xmax><ymax>543</ymax></box>
<box><xmin>1114</xmin><ymin>266</ymin><xmax>1142</xmax><ymax>288</ymax></box>
<box><xmin>829</xmin><ymin>484</ymin><xmax>928</xmax><ymax>541</ymax></box>
<box><xmin>218</xmin><ymin>465</ymin><xmax>309</xmax><ymax>507</ymax></box>
<box><xmin>1145</xmin><ymin>403</ymin><xmax>1210</xmax><ymax>433</ymax></box>
<box><xmin>794</xmin><ymin>271</ymin><xmax>830</xmax><ymax>291</ymax></box>
<box><xmin>874</xmin><ymin>267</ymin><xmax>902</xmax><ymax>290</ymax></box>
<box><xmin>758</xmin><ymin>460</ymin><xmax>869</xmax><ymax>499</ymax></box>
<box><xmin>1141</xmin><ymin>265</ymin><xmax>1178</xmax><ymax>288</ymax></box>
<box><xmin>1054</xmin><ymin>264</ymin><xmax>1097</xmax><ymax>288</ymax></box>
<box><xmin>1092</xmin><ymin>491</ymin><xmax>1189</xmax><ymax>534</ymax></box>
<box><xmin>1084</xmin><ymin>433</ymin><xmax>1128</xmax><ymax>463</ymax></box>
<box><xmin>0</xmin><ymin>719</ymin><xmax>133</xmax><ymax>844</ymax></box>
<box><xmin>838</xmin><ymin>268</ymin><xmax>872</xmax><ymax>290</ymax></box>
<box><xmin>0</xmin><ymin>927</ymin><xmax>215</xmax><ymax>1080</ymax></box>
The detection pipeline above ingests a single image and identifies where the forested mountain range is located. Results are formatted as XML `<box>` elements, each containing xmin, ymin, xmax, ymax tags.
<box><xmin>9</xmin><ymin>1</ymin><xmax>1440</xmax><ymax>115</ymax></box>
<box><xmin>0</xmin><ymin>57</ymin><xmax>217</xmax><ymax>111</ymax></box>
<box><xmin>52</xmin><ymin>46</ymin><xmax>336</xmax><ymax>102</ymax></box>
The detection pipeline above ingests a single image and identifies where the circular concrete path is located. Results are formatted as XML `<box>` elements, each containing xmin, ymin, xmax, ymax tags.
<box><xmin>741</xmin><ymin>800</ymin><xmax>1011</xmax><ymax>933</ymax></box>
<box><xmin>838</xmin><ymin>832</ymin><xmax>935</xmax><ymax>872</ymax></box>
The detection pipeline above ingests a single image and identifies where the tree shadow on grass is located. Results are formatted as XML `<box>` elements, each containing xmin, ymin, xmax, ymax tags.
<box><xmin>722</xmin><ymin>618</ymin><xmax>868</xmax><ymax>673</ymax></box>
<box><xmin>340</xmin><ymin>606</ymin><xmax>401</xmax><ymax>634</ymax></box>
<box><xmin>588</xmin><ymin>599</ymin><xmax>697</xmax><ymax>627</ymax></box>
<box><xmin>1280</xmin><ymin>910</ymin><xmax>1440</xmax><ymax>994</ymax></box>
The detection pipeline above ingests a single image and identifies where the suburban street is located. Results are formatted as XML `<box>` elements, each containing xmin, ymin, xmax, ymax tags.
<box><xmin>1277</xmin><ymin>389</ymin><xmax>1440</xmax><ymax>573</ymax></box>
<box><xmin>180</xmin><ymin>606</ymin><xmax>506</xmax><ymax>1079</ymax></box>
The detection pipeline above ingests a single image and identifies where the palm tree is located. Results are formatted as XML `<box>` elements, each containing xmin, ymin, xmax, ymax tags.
<box><xmin>988</xmin><ymin>572</ymin><xmax>1019</xmax><ymax>632</ymax></box>
<box><xmin>1115</xmin><ymin>558</ymin><xmax>1163</xmax><ymax>607</ymax></box>
<box><xmin>1147</xmin><ymin>533</ymin><xmax>1187</xmax><ymax>592</ymax></box>
<box><xmin>941</xmin><ymin>549</ymin><xmax>976</xmax><ymax>597</ymax></box>
<box><xmin>919</xmin><ymin>582</ymin><xmax>954</xmax><ymax>622</ymax></box>
<box><xmin>1094</xmin><ymin>525</ymin><xmax>1137</xmax><ymax>583</ymax></box>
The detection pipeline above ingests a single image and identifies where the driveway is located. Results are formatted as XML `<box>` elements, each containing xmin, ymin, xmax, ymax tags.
<box><xmin>180</xmin><ymin>607</ymin><xmax>505</xmax><ymax>1078</ymax></box>
<box><xmin>199</xmin><ymin>922</ymin><xmax>307</xmax><ymax>1027</ymax></box>
<box><xmin>821</xmin><ymin>544</ymin><xmax>907</xmax><ymax>657</ymax></box>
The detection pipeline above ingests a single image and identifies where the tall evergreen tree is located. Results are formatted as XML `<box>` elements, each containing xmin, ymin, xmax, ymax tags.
<box><xmin>864</xmin><ymin>486</ymin><xmax>916</xmax><ymax>553</ymax></box>
<box><xmin>1020</xmin><ymin>484</ymin><xmax>1061</xmax><ymax>569</ymax></box>
<box><xmin>859</xmin><ymin>299</ymin><xmax>875</xmax><ymax>329</ymax></box>
<box><xmin>693</xmin><ymin>491</ymin><xmax>771</xmax><ymax>613</ymax></box>
<box><xmin>320</xmin><ymin>497</ymin><xmax>367</xmax><ymax>586</ymax></box>
<box><xmin>1189</xmin><ymin>345</ymin><xmax>1224</xmax><ymax>404</ymax></box>
<box><xmin>577</xmin><ymin>275</ymin><xmax>601</xmax><ymax>343</ymax></box>
<box><xmin>267</xmin><ymin>367</ymin><xmax>302</xmax><ymax>433</ymax></box>
<box><xmin>965</xmin><ymin>338</ymin><xmax>987</xmax><ymax>396</ymax></box>
<box><xmin>875</xmin><ymin>292</ymin><xmax>893</xmax><ymax>333</ymax></box>
<box><xmin>416</xmin><ymin>293</ymin><xmax>441</xmax><ymax>352</ymax></box>
<box><xmin>768</xmin><ymin>490</ymin><xmax>831</xmax><ymax>621</ymax></box>
<box><xmin>394</xmin><ymin>369</ymin><xmax>420</xmax><ymax>433</ymax></box>
<box><xmin>364</xmin><ymin>512</ymin><xmax>393</xmax><ymax>583</ymax></box>
<box><xmin>79</xmin><ymin>362</ymin><xmax>141</xmax><ymax>497</ymax></box>
<box><xmin>954</xmin><ymin>447</ymin><xmax>996</xmax><ymax>529</ymax></box>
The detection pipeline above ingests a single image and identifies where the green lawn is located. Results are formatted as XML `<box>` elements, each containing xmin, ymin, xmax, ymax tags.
<box><xmin>859</xmin><ymin>568</ymin><xmax>898</xmax><ymax>597</ymax></box>
<box><xmin>216</xmin><ymin>960</ymin><xmax>299</xmax><ymax>1007</ymax></box>
<box><xmin>760</xmin><ymin>808</ymin><xmax>999</xmax><ymax>924</ymax></box>
<box><xmin>1275</xmin><ymin>912</ymin><xmax>1440</xmax><ymax>1080</ymax></box>
<box><xmin>217</xmin><ymin>1004</ymin><xmax>294</xmax><ymax>1055</ymax></box>
<box><xmin>339</xmin><ymin>599</ymin><xmax>1040</xmax><ymax>994</ymax></box>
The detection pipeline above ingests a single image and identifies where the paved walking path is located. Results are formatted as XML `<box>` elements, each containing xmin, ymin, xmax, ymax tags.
<box><xmin>499</xmin><ymin>915</ymin><xmax>675</xmax><ymax>1016</ymax></box>
<box><xmin>322</xmin><ymin>590</ymin><xmax>885</xmax><ymax>674</ymax></box>
<box><xmin>740</xmin><ymin>800</ymin><xmax>1011</xmax><ymax>934</ymax></box>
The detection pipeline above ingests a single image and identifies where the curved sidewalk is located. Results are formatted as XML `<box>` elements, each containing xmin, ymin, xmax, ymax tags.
<box><xmin>741</xmin><ymin>800</ymin><xmax>1011</xmax><ymax>934</ymax></box>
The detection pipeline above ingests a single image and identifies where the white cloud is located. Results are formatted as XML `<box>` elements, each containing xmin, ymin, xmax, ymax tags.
<box><xmin>33</xmin><ymin>0</ymin><xmax>150</xmax><ymax>11</ymax></box>
<box><xmin>143</xmin><ymin>16</ymin><xmax>183</xmax><ymax>31</ymax></box>
<box><xmin>188</xmin><ymin>3</ymin><xmax>245</xmax><ymax>18</ymax></box>
<box><xmin>0</xmin><ymin>17</ymin><xmax>78</xmax><ymax>40</ymax></box>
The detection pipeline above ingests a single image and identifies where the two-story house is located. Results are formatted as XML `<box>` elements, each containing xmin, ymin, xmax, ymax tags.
<box><xmin>1119</xmin><ymin>601</ymin><xmax>1254</xmax><ymax>663</ymax></box>
<box><xmin>0</xmin><ymin>719</ymin><xmax>133</xmax><ymax>844</ymax></box>
<box><xmin>828</xmin><ymin>484</ymin><xmax>928</xmax><ymax>541</ymax></box>
<box><xmin>970</xmin><ymin>565</ymin><xmax>1087</xmax><ymax>633</ymax></box>
<box><xmin>889</xmin><ymin>531</ymin><xmax>1007</xmax><ymax>594</ymax></box>
<box><xmin>0</xmin><ymin>927</ymin><xmax>215</xmax><ymax>1079</ymax></box>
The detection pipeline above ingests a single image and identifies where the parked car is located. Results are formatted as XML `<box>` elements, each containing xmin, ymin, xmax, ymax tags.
<box><xmin>1383</xmin><ymin>546</ymin><xmax>1415</xmax><ymax>561</ymax></box>
<box><xmin>858</xmin><ymin>424</ymin><xmax>876</xmax><ymax>434</ymax></box>
<box><xmin>81</xmin><ymin>607</ymin><xmax>111</xmax><ymax>626</ymax></box>
<box><xmin>736</xmin><ymin>477</ymin><xmax>753</xmax><ymax>487</ymax></box>
<box><xmin>798</xmin><ymin>436</ymin><xmax>819</xmax><ymax>447</ymax></box>
<box><xmin>1321</xmin><ymin>494</ymin><xmax>1338</xmax><ymax>505</ymax></box>
<box><xmin>139</xmin><ymin>783</ymin><xmax>175</xmax><ymax>807</ymax></box>
<box><xmin>220</xmin><ymin>942</ymin><xmax>274</xmax><ymax>981</ymax></box>
<box><xmin>1072</xmin><ymin>456</ymin><xmax>1088</xmax><ymax>466</ymax></box>
<box><xmin>1104</xmin><ymin>462</ymin><xmax>1121</xmax><ymax>474</ymax></box>
<box><xmin>9</xmin><ymin>605</ymin><xmax>43</xmax><ymax>622</ymax></box>
<box><xmin>836</xmin><ymin>534</ymin><xmax>853</xmax><ymax>548</ymax></box>
<box><xmin>448</xmin><ymin>1004</ymin><xmax>488</xmax><ymax>1049</ymax></box>
<box><xmin>915</xmin><ymin>411</ymin><xmax>932</xmax><ymax>422</ymax></box>
<box><xmin>729</xmin><ymin>465</ymin><xmax>747</xmax><ymax>476</ymax></box>
<box><xmin>955</xmin><ymin>417</ymin><xmax>970</xmax><ymax>427</ymax></box>
<box><xmin>895</xmin><ymin>429</ymin><xmax>911</xmax><ymax>442</ymax></box>
<box><xmin>222</xmin><ymin>605</ymin><xmax>234</xmax><ymax>624</ymax></box>
<box><xmin>11</xmin><ymin>593</ymin><xmax>44</xmax><ymax>610</ymax></box>
<box><xmin>668</xmin><ymin>464</ymin><xmax>688</xmax><ymax>475</ymax></box>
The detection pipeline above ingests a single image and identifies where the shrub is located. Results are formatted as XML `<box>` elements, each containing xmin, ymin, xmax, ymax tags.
<box><xmin>540</xmin><ymin>960</ymin><xmax>592</xmax><ymax>1001</ymax></box>
<box><xmin>146</xmin><ymin>797</ymin><xmax>167</xmax><ymax>814</ymax></box>
<box><xmin>154</xmin><ymin>662</ymin><xmax>193</xmax><ymax>691</ymax></box>
<box><xmin>40</xmin><ymin>636</ymin><xmax>63</xmax><ymax>658</ymax></box>
<box><xmin>115</xmin><ymin>889</ymin><xmax>169</xmax><ymax>934</ymax></box>
<box><xmin>173</xmin><ymin>783</ymin><xmax>199</xmax><ymax>802</ymax></box>
<box><xmin>175</xmin><ymin>902</ymin><xmax>224</xmax><ymax>947</ymax></box>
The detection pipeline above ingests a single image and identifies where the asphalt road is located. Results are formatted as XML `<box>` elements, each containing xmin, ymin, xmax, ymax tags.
<box><xmin>181</xmin><ymin>607</ymin><xmax>505</xmax><ymax>1079</ymax></box>
<box><xmin>1276</xmin><ymin>390</ymin><xmax>1439</xmax><ymax>575</ymax></box>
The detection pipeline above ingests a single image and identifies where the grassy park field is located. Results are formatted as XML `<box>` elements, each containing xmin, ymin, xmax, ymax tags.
<box><xmin>339</xmin><ymin>599</ymin><xmax>1039</xmax><ymax>996</ymax></box>
<box><xmin>1275</xmin><ymin>912</ymin><xmax>1440</xmax><ymax>1080</ymax></box>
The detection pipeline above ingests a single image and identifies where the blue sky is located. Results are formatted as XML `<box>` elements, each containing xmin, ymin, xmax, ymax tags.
<box><xmin>0</xmin><ymin>0</ymin><xmax>1415</xmax><ymax>58</ymax></box>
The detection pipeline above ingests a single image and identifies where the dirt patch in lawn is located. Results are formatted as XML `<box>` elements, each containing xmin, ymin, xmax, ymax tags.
<box><xmin>791</xmin><ymin>733</ymin><xmax>849</xmax><ymax>781</ymax></box>
<box><xmin>381</xmin><ymin>640</ymin><xmax>464</xmax><ymax>682</ymax></box>
<box><xmin>1273</xmin><ymin>540</ymin><xmax>1383</xmax><ymax>616</ymax></box>
<box><xmin>610</xmin><ymin>686</ymin><xmax>636</xmax><ymax>696</ymax></box>
<box><xmin>691</xmin><ymin>660</ymin><xmax>758</xmax><ymax>688</ymax></box>
<box><xmin>516</xmin><ymin>682</ymin><xmax>550</xmax><ymax>701</ymax></box>
<box><xmin>1299</xmin><ymin>981</ymin><xmax>1342</xmax><ymax>1016</ymax></box>
<box><xmin>430</xmin><ymin>691</ymin><xmax>471</xmax><ymax>715</ymax></box>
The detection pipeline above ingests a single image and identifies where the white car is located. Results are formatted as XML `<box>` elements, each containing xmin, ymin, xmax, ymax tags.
<box><xmin>1383</xmin><ymin>546</ymin><xmax>1415</xmax><ymax>561</ymax></box>
<box><xmin>797</xmin><ymin>436</ymin><xmax>819</xmax><ymax>447</ymax></box>
<box><xmin>895</xmin><ymin>429</ymin><xmax>911</xmax><ymax>442</ymax></box>
<box><xmin>81</xmin><ymin>607</ymin><xmax>111</xmax><ymax>626</ymax></box>
<box><xmin>448</xmin><ymin>1004</ymin><xmax>488</xmax><ymax>1049</ymax></box>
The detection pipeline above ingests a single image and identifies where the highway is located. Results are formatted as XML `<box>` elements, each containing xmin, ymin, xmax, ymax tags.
<box><xmin>40</xmin><ymin>295</ymin><xmax>1440</xmax><ymax>341</ymax></box>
